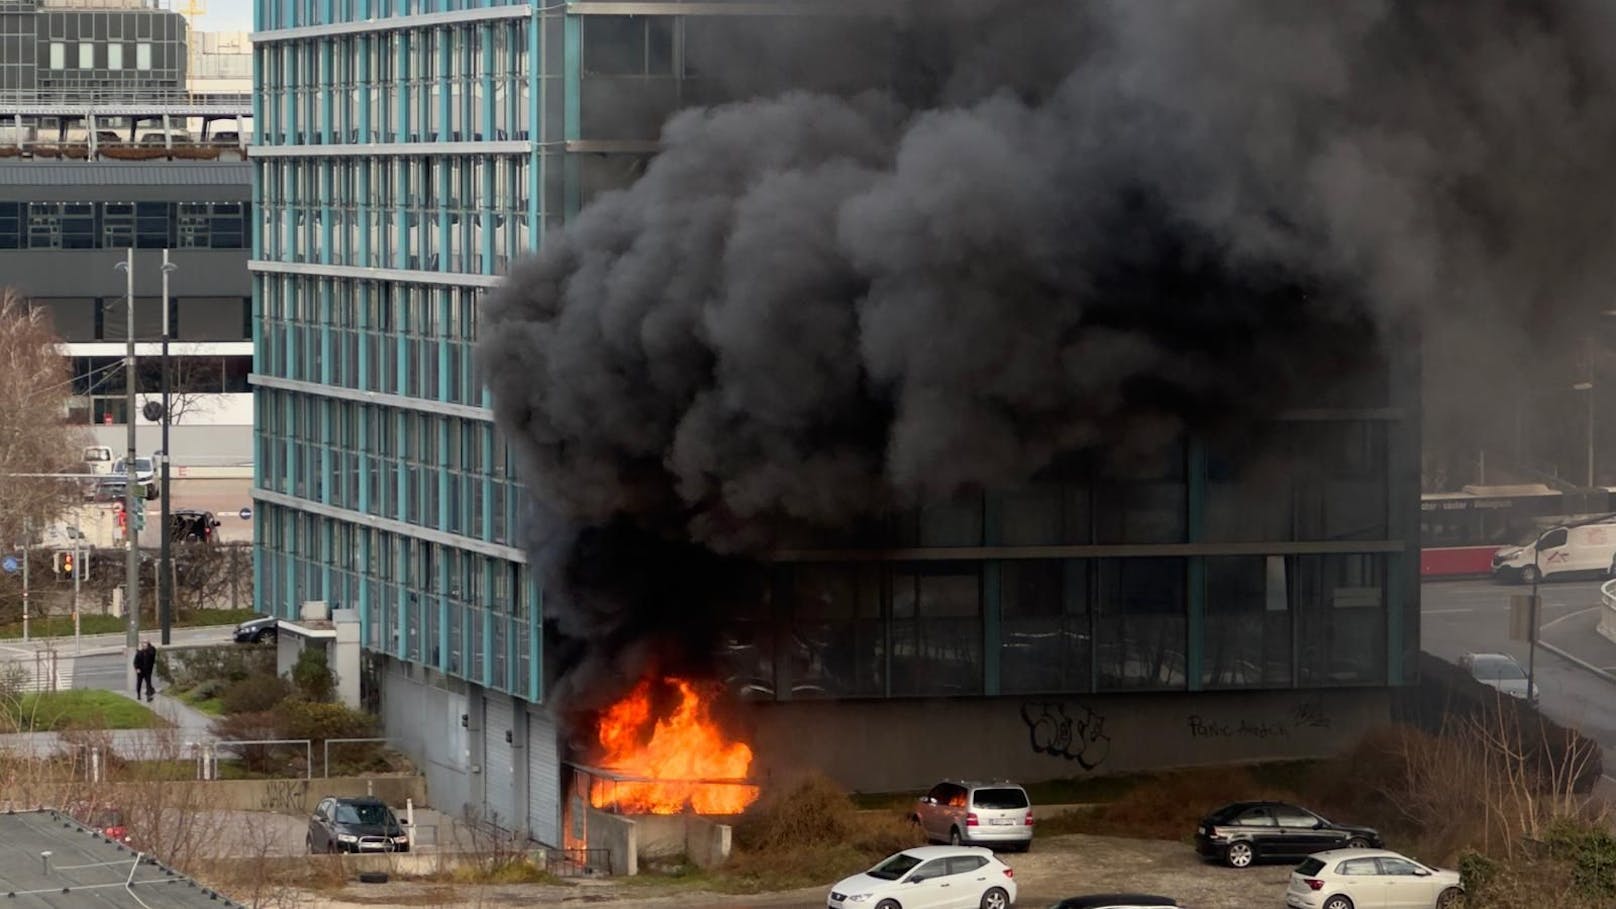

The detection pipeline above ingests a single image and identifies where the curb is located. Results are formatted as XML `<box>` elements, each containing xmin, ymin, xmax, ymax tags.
<box><xmin>1536</xmin><ymin>640</ymin><xmax>1616</xmax><ymax>686</ymax></box>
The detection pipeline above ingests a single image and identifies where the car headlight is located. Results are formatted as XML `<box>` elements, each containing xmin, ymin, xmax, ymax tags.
<box><xmin>337</xmin><ymin>834</ymin><xmax>358</xmax><ymax>843</ymax></box>
<box><xmin>845</xmin><ymin>896</ymin><xmax>874</xmax><ymax>903</ymax></box>
<box><xmin>392</xmin><ymin>835</ymin><xmax>408</xmax><ymax>843</ymax></box>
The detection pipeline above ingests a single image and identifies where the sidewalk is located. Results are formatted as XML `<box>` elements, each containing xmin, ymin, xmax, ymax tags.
<box><xmin>1537</xmin><ymin>604</ymin><xmax>1616</xmax><ymax>680</ymax></box>
<box><xmin>0</xmin><ymin>625</ymin><xmax>235</xmax><ymax>658</ymax></box>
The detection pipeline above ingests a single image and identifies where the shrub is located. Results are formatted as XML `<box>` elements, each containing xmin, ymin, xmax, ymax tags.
<box><xmin>192</xmin><ymin>678</ymin><xmax>226</xmax><ymax>701</ymax></box>
<box><xmin>220</xmin><ymin>675</ymin><xmax>293</xmax><ymax>715</ymax></box>
<box><xmin>158</xmin><ymin>646</ymin><xmax>273</xmax><ymax>688</ymax></box>
<box><xmin>721</xmin><ymin>774</ymin><xmax>922</xmax><ymax>891</ymax></box>
<box><xmin>273</xmin><ymin>699</ymin><xmax>375</xmax><ymax>744</ymax></box>
<box><xmin>290</xmin><ymin>648</ymin><xmax>335</xmax><ymax>703</ymax></box>
<box><xmin>209</xmin><ymin>710</ymin><xmax>281</xmax><ymax>774</ymax></box>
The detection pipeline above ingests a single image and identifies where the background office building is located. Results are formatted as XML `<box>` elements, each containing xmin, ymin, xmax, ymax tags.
<box><xmin>0</xmin><ymin>0</ymin><xmax>252</xmax><ymax>468</ymax></box>
<box><xmin>251</xmin><ymin>0</ymin><xmax>1421</xmax><ymax>839</ymax></box>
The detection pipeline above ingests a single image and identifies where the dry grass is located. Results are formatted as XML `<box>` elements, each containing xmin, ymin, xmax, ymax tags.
<box><xmin>710</xmin><ymin>772</ymin><xmax>924</xmax><ymax>892</ymax></box>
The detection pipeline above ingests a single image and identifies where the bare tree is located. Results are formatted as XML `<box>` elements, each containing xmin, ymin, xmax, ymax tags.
<box><xmin>0</xmin><ymin>288</ymin><xmax>85</xmax><ymax>547</ymax></box>
<box><xmin>142</xmin><ymin>354</ymin><xmax>227</xmax><ymax>425</ymax></box>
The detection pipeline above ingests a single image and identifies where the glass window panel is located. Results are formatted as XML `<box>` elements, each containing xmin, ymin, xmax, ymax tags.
<box><xmin>890</xmin><ymin>565</ymin><xmax>981</xmax><ymax>697</ymax></box>
<box><xmin>1094</xmin><ymin>444</ymin><xmax>1186</xmax><ymax>544</ymax></box>
<box><xmin>1096</xmin><ymin>557</ymin><xmax>1186</xmax><ymax>690</ymax></box>
<box><xmin>999</xmin><ymin>559</ymin><xmax>1091</xmax><ymax>693</ymax></box>
<box><xmin>784</xmin><ymin>564</ymin><xmax>883</xmax><ymax>699</ymax></box>
<box><xmin>1294</xmin><ymin>554</ymin><xmax>1386</xmax><ymax>686</ymax></box>
<box><xmin>1294</xmin><ymin>422</ymin><xmax>1388</xmax><ymax>541</ymax></box>
<box><xmin>1202</xmin><ymin>556</ymin><xmax>1292</xmax><ymax>689</ymax></box>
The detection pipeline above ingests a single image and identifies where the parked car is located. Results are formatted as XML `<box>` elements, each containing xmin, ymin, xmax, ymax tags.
<box><xmin>827</xmin><ymin>845</ymin><xmax>1015</xmax><ymax>909</ymax></box>
<box><xmin>307</xmin><ymin>796</ymin><xmax>409</xmax><ymax>854</ymax></box>
<box><xmin>1459</xmin><ymin>651</ymin><xmax>1539</xmax><ymax>703</ymax></box>
<box><xmin>1287</xmin><ymin>848</ymin><xmax>1462</xmax><ymax>909</ymax></box>
<box><xmin>233</xmin><ymin>615</ymin><xmax>278</xmax><ymax>644</ymax></box>
<box><xmin>912</xmin><ymin>779</ymin><xmax>1034</xmax><ymax>851</ymax></box>
<box><xmin>1050</xmin><ymin>897</ymin><xmax>1181</xmax><ymax>909</ymax></box>
<box><xmin>1195</xmin><ymin>801</ymin><xmax>1381</xmax><ymax>868</ymax></box>
<box><xmin>111</xmin><ymin>457</ymin><xmax>155</xmax><ymax>484</ymax></box>
<box><xmin>170</xmin><ymin>509</ymin><xmax>221</xmax><ymax>543</ymax></box>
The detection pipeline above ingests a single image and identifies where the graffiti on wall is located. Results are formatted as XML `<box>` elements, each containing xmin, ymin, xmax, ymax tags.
<box><xmin>257</xmin><ymin>778</ymin><xmax>307</xmax><ymax>814</ymax></box>
<box><xmin>1020</xmin><ymin>702</ymin><xmax>1111</xmax><ymax>770</ymax></box>
<box><xmin>1187</xmin><ymin>696</ymin><xmax>1335</xmax><ymax>740</ymax></box>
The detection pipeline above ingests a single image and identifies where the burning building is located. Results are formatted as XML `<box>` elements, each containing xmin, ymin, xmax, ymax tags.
<box><xmin>255</xmin><ymin>0</ymin><xmax>1616</xmax><ymax>860</ymax></box>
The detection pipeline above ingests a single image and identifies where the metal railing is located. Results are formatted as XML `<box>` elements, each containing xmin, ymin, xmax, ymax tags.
<box><xmin>321</xmin><ymin>736</ymin><xmax>389</xmax><ymax>777</ymax></box>
<box><xmin>210</xmin><ymin>738</ymin><xmax>314</xmax><ymax>779</ymax></box>
<box><xmin>1598</xmin><ymin>578</ymin><xmax>1616</xmax><ymax>643</ymax></box>
<box><xmin>0</xmin><ymin>88</ymin><xmax>253</xmax><ymax>108</ymax></box>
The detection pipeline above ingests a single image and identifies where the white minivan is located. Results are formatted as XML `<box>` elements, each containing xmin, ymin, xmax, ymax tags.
<box><xmin>1492</xmin><ymin>517</ymin><xmax>1616</xmax><ymax>583</ymax></box>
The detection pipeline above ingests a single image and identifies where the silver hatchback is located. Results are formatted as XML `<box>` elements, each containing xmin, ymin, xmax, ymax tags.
<box><xmin>911</xmin><ymin>780</ymin><xmax>1034</xmax><ymax>852</ymax></box>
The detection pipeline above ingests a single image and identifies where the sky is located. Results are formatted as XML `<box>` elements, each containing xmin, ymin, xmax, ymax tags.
<box><xmin>195</xmin><ymin>0</ymin><xmax>253</xmax><ymax>33</ymax></box>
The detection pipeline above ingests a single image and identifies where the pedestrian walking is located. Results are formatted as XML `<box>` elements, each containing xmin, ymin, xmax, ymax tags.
<box><xmin>133</xmin><ymin>641</ymin><xmax>157</xmax><ymax>702</ymax></box>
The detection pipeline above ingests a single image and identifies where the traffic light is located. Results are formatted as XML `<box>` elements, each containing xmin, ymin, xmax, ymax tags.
<box><xmin>53</xmin><ymin>551</ymin><xmax>73</xmax><ymax>580</ymax></box>
<box><xmin>133</xmin><ymin>507</ymin><xmax>146</xmax><ymax>532</ymax></box>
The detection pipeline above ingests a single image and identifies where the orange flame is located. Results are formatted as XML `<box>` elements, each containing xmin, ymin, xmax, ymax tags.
<box><xmin>587</xmin><ymin>676</ymin><xmax>759</xmax><ymax>815</ymax></box>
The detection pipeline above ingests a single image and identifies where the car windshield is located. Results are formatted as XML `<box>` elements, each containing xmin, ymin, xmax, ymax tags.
<box><xmin>335</xmin><ymin>803</ymin><xmax>395</xmax><ymax>826</ymax></box>
<box><xmin>1472</xmin><ymin>657</ymin><xmax>1526</xmax><ymax>680</ymax></box>
<box><xmin>867</xmin><ymin>853</ymin><xmax>923</xmax><ymax>881</ymax></box>
<box><xmin>1295</xmin><ymin>857</ymin><xmax>1326</xmax><ymax>875</ymax></box>
<box><xmin>973</xmin><ymin>788</ymin><xmax>1029</xmax><ymax>809</ymax></box>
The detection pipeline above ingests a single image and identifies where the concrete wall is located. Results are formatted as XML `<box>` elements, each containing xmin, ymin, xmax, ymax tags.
<box><xmin>684</xmin><ymin>815</ymin><xmax>733</xmax><ymax>869</ymax></box>
<box><xmin>743</xmin><ymin>687</ymin><xmax>1392</xmax><ymax>793</ymax></box>
<box><xmin>381</xmin><ymin>659</ymin><xmax>473</xmax><ymax>818</ymax></box>
<box><xmin>587</xmin><ymin>808</ymin><xmax>637</xmax><ymax>877</ymax></box>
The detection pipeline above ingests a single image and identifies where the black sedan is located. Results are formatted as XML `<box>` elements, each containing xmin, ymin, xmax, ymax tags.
<box><xmin>1194</xmin><ymin>801</ymin><xmax>1380</xmax><ymax>868</ymax></box>
<box><xmin>233</xmin><ymin>615</ymin><xmax>278</xmax><ymax>644</ymax></box>
<box><xmin>307</xmin><ymin>796</ymin><xmax>409</xmax><ymax>853</ymax></box>
<box><xmin>1050</xmin><ymin>896</ymin><xmax>1181</xmax><ymax>909</ymax></box>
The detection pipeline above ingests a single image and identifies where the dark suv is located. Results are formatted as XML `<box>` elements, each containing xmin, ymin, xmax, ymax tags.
<box><xmin>1195</xmin><ymin>801</ymin><xmax>1380</xmax><ymax>868</ymax></box>
<box><xmin>308</xmin><ymin>796</ymin><xmax>409</xmax><ymax>853</ymax></box>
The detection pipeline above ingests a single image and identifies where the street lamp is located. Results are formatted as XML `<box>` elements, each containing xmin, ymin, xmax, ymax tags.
<box><xmin>158</xmin><ymin>249</ymin><xmax>177</xmax><ymax>645</ymax></box>
<box><xmin>1573</xmin><ymin>381</ymin><xmax>1595</xmax><ymax>489</ymax></box>
<box><xmin>112</xmin><ymin>250</ymin><xmax>139</xmax><ymax>696</ymax></box>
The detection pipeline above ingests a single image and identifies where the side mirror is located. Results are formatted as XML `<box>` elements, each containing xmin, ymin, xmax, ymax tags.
<box><xmin>1414</xmin><ymin>869</ymin><xmax>1432</xmax><ymax>877</ymax></box>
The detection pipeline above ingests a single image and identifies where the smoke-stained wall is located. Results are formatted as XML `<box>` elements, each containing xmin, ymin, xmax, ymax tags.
<box><xmin>483</xmin><ymin>1</ymin><xmax>1605</xmax><ymax>715</ymax></box>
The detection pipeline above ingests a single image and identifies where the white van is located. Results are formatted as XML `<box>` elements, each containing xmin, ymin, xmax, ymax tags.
<box><xmin>83</xmin><ymin>445</ymin><xmax>114</xmax><ymax>475</ymax></box>
<box><xmin>1492</xmin><ymin>517</ymin><xmax>1616</xmax><ymax>583</ymax></box>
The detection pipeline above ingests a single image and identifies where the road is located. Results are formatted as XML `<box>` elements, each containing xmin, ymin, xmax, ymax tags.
<box><xmin>1421</xmin><ymin>577</ymin><xmax>1616</xmax><ymax>776</ymax></box>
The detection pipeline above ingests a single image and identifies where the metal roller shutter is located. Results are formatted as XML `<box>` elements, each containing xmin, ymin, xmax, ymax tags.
<box><xmin>526</xmin><ymin>707</ymin><xmax>561</xmax><ymax>846</ymax></box>
<box><xmin>482</xmin><ymin>693</ymin><xmax>516</xmax><ymax>828</ymax></box>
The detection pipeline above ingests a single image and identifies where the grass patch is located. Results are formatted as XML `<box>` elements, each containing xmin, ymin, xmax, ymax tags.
<box><xmin>0</xmin><ymin>609</ymin><xmax>256</xmax><ymax>640</ymax></box>
<box><xmin>173</xmin><ymin>687</ymin><xmax>224</xmax><ymax>716</ymax></box>
<box><xmin>446</xmin><ymin>858</ymin><xmax>556</xmax><ymax>885</ymax></box>
<box><xmin>6</xmin><ymin>690</ymin><xmax>164</xmax><ymax>731</ymax></box>
<box><xmin>0</xmin><ymin>614</ymin><xmax>124</xmax><ymax>638</ymax></box>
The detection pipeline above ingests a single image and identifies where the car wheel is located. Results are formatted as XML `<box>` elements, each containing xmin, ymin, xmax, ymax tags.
<box><xmin>875</xmin><ymin>900</ymin><xmax>901</xmax><ymax>909</ymax></box>
<box><xmin>1224</xmin><ymin>841</ymin><xmax>1255</xmax><ymax>868</ymax></box>
<box><xmin>949</xmin><ymin>827</ymin><xmax>963</xmax><ymax>846</ymax></box>
<box><xmin>1522</xmin><ymin>564</ymin><xmax>1541</xmax><ymax>584</ymax></box>
<box><xmin>1345</xmin><ymin>836</ymin><xmax>1370</xmax><ymax>849</ymax></box>
<box><xmin>1322</xmin><ymin>896</ymin><xmax>1353</xmax><ymax>909</ymax></box>
<box><xmin>1436</xmin><ymin>887</ymin><xmax>1462</xmax><ymax>908</ymax></box>
<box><xmin>980</xmin><ymin>887</ymin><xmax>1009</xmax><ymax>909</ymax></box>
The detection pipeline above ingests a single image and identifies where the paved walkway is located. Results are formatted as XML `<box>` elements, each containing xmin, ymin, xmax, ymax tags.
<box><xmin>0</xmin><ymin>688</ymin><xmax>219</xmax><ymax>759</ymax></box>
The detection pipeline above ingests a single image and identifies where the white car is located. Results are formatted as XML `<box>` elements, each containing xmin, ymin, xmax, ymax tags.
<box><xmin>1287</xmin><ymin>849</ymin><xmax>1462</xmax><ymax>909</ymax></box>
<box><xmin>827</xmin><ymin>845</ymin><xmax>1017</xmax><ymax>909</ymax></box>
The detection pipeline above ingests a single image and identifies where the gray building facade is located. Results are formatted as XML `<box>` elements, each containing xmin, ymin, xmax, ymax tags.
<box><xmin>0</xmin><ymin>0</ymin><xmax>187</xmax><ymax>96</ymax></box>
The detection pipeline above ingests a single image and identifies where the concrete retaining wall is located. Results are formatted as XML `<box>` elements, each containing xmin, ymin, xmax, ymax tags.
<box><xmin>684</xmin><ymin>815</ymin><xmax>734</xmax><ymax>869</ymax></box>
<box><xmin>743</xmin><ymin>687</ymin><xmax>1392</xmax><ymax>793</ymax></box>
<box><xmin>586</xmin><ymin>808</ymin><xmax>637</xmax><ymax>876</ymax></box>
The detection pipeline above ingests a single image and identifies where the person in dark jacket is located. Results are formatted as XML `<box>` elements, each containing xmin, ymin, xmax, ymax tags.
<box><xmin>132</xmin><ymin>641</ymin><xmax>157</xmax><ymax>702</ymax></box>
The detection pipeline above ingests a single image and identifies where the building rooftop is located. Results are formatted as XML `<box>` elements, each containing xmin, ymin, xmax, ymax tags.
<box><xmin>0</xmin><ymin>809</ymin><xmax>244</xmax><ymax>908</ymax></box>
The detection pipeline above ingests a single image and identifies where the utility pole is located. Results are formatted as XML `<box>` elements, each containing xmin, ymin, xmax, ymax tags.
<box><xmin>72</xmin><ymin>535</ymin><xmax>81</xmax><ymax>656</ymax></box>
<box><xmin>115</xmin><ymin>249</ymin><xmax>140</xmax><ymax>694</ymax></box>
<box><xmin>159</xmin><ymin>249</ymin><xmax>176</xmax><ymax>645</ymax></box>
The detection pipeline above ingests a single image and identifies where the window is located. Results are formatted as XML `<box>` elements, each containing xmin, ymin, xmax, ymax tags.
<box><xmin>1377</xmin><ymin>857</ymin><xmax>1424</xmax><ymax>876</ymax></box>
<box><xmin>891</xmin><ymin>564</ymin><xmax>982</xmax><ymax>696</ymax></box>
<box><xmin>785</xmin><ymin>564</ymin><xmax>884</xmax><ymax>698</ymax></box>
<box><xmin>78</xmin><ymin>42</ymin><xmax>92</xmax><ymax>69</ymax></box>
<box><xmin>1094</xmin><ymin>443</ymin><xmax>1187</xmax><ymax>543</ymax></box>
<box><xmin>1202</xmin><ymin>556</ymin><xmax>1292</xmax><ymax>688</ymax></box>
<box><xmin>1339</xmin><ymin>858</ymin><xmax>1380</xmax><ymax>876</ymax></box>
<box><xmin>946</xmin><ymin>856</ymin><xmax>988</xmax><ymax>875</ymax></box>
<box><xmin>49</xmin><ymin>42</ymin><xmax>64</xmax><ymax>69</ymax></box>
<box><xmin>1097</xmin><ymin>557</ymin><xmax>1186</xmax><ymax>690</ymax></box>
<box><xmin>1234</xmin><ymin>806</ymin><xmax>1276</xmax><ymax>826</ymax></box>
<box><xmin>1271</xmin><ymin>805</ymin><xmax>1318</xmax><ymax>828</ymax></box>
<box><xmin>909</xmin><ymin>859</ymin><xmax>951</xmax><ymax>882</ymax></box>
<box><xmin>1294</xmin><ymin>554</ymin><xmax>1386</xmax><ymax>686</ymax></box>
<box><xmin>136</xmin><ymin>42</ymin><xmax>151</xmax><ymax>70</ymax></box>
<box><xmin>108</xmin><ymin>43</ymin><xmax>123</xmax><ymax>69</ymax></box>
<box><xmin>999</xmin><ymin>559</ymin><xmax>1090</xmax><ymax>693</ymax></box>
<box><xmin>1294</xmin><ymin>422</ymin><xmax>1388</xmax><ymax>541</ymax></box>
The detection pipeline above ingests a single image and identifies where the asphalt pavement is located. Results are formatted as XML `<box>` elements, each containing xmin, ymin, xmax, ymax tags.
<box><xmin>1422</xmin><ymin>576</ymin><xmax>1616</xmax><ymax>784</ymax></box>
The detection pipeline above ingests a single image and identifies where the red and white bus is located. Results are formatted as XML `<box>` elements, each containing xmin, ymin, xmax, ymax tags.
<box><xmin>1420</xmin><ymin>484</ymin><xmax>1616</xmax><ymax>578</ymax></box>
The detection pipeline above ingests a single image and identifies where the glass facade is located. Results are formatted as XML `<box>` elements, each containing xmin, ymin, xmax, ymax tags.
<box><xmin>252</xmin><ymin>2</ymin><xmax>1418</xmax><ymax>710</ymax></box>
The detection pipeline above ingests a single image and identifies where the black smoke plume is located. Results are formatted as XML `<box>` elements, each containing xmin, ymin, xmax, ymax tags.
<box><xmin>481</xmin><ymin>0</ymin><xmax>1616</xmax><ymax>711</ymax></box>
